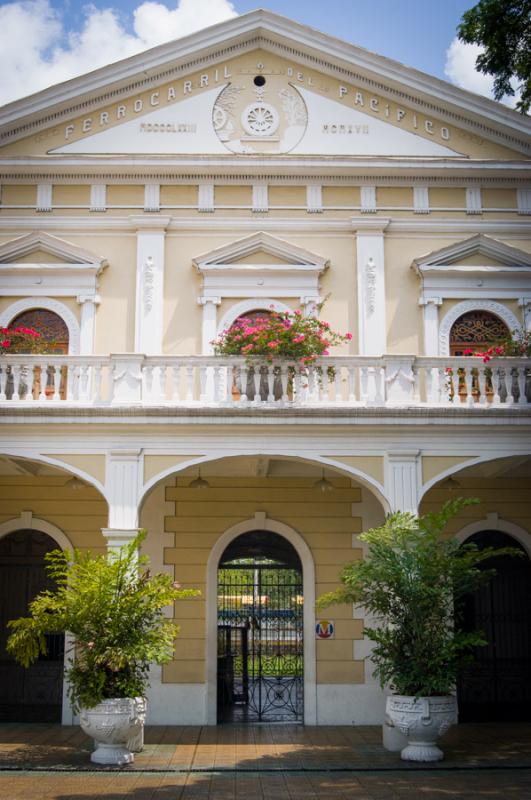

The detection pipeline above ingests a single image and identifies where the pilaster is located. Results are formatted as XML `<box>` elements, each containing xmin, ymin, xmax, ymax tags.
<box><xmin>353</xmin><ymin>218</ymin><xmax>390</xmax><ymax>355</ymax></box>
<box><xmin>105</xmin><ymin>449</ymin><xmax>143</xmax><ymax>530</ymax></box>
<box><xmin>385</xmin><ymin>450</ymin><xmax>421</xmax><ymax>514</ymax></box>
<box><xmin>77</xmin><ymin>294</ymin><xmax>100</xmax><ymax>354</ymax></box>
<box><xmin>132</xmin><ymin>216</ymin><xmax>170</xmax><ymax>354</ymax></box>
<box><xmin>419</xmin><ymin>296</ymin><xmax>442</xmax><ymax>356</ymax></box>
<box><xmin>198</xmin><ymin>296</ymin><xmax>221</xmax><ymax>354</ymax></box>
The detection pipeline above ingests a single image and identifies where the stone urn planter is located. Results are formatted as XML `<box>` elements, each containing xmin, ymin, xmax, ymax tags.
<box><xmin>386</xmin><ymin>695</ymin><xmax>457</xmax><ymax>762</ymax></box>
<box><xmin>79</xmin><ymin>697</ymin><xmax>145</xmax><ymax>765</ymax></box>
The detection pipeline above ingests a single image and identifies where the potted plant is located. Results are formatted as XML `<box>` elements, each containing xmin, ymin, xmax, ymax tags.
<box><xmin>6</xmin><ymin>531</ymin><xmax>199</xmax><ymax>765</ymax></box>
<box><xmin>317</xmin><ymin>498</ymin><xmax>520</xmax><ymax>762</ymax></box>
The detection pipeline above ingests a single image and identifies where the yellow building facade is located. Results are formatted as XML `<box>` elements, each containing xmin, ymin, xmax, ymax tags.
<box><xmin>0</xmin><ymin>10</ymin><xmax>530</xmax><ymax>728</ymax></box>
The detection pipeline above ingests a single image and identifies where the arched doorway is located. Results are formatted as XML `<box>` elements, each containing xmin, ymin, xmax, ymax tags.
<box><xmin>7</xmin><ymin>308</ymin><xmax>70</xmax><ymax>400</ymax></box>
<box><xmin>0</xmin><ymin>530</ymin><xmax>65</xmax><ymax>722</ymax></box>
<box><xmin>217</xmin><ymin>530</ymin><xmax>304</xmax><ymax>723</ymax></box>
<box><xmin>457</xmin><ymin>530</ymin><xmax>531</xmax><ymax>722</ymax></box>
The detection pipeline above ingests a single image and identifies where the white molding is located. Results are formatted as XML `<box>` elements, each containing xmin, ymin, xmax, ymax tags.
<box><xmin>205</xmin><ymin>512</ymin><xmax>316</xmax><ymax>725</ymax></box>
<box><xmin>0</xmin><ymin>513</ymin><xmax>74</xmax><ymax>725</ymax></box>
<box><xmin>413</xmin><ymin>233</ymin><xmax>531</xmax><ymax>270</ymax></box>
<box><xmin>360</xmin><ymin>186</ymin><xmax>376</xmax><ymax>214</ymax></box>
<box><xmin>90</xmin><ymin>184</ymin><xmax>106</xmax><ymax>212</ymax></box>
<box><xmin>306</xmin><ymin>184</ymin><xmax>323</xmax><ymax>213</ymax></box>
<box><xmin>217</xmin><ymin>298</ymin><xmax>292</xmax><ymax>336</ymax></box>
<box><xmin>194</xmin><ymin>231</ymin><xmax>329</xmax><ymax>270</ymax></box>
<box><xmin>144</xmin><ymin>184</ymin><xmax>160</xmax><ymax>213</ymax></box>
<box><xmin>36</xmin><ymin>184</ymin><xmax>52</xmax><ymax>212</ymax></box>
<box><xmin>438</xmin><ymin>299</ymin><xmax>521</xmax><ymax>356</ymax></box>
<box><xmin>0</xmin><ymin>297</ymin><xmax>80</xmax><ymax>354</ymax></box>
<box><xmin>455</xmin><ymin>513</ymin><xmax>531</xmax><ymax>560</ymax></box>
<box><xmin>466</xmin><ymin>186</ymin><xmax>482</xmax><ymax>215</ymax></box>
<box><xmin>413</xmin><ymin>186</ymin><xmax>429</xmax><ymax>214</ymax></box>
<box><xmin>198</xmin><ymin>183</ymin><xmax>214</xmax><ymax>213</ymax></box>
<box><xmin>252</xmin><ymin>183</ymin><xmax>268</xmax><ymax>213</ymax></box>
<box><xmin>517</xmin><ymin>188</ymin><xmax>531</xmax><ymax>215</ymax></box>
<box><xmin>0</xmin><ymin>230</ymin><xmax>107</xmax><ymax>266</ymax></box>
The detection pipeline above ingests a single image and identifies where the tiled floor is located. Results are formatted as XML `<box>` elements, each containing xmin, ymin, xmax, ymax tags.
<box><xmin>1</xmin><ymin>723</ymin><xmax>531</xmax><ymax>799</ymax></box>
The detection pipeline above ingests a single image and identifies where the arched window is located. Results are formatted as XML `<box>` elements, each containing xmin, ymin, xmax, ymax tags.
<box><xmin>449</xmin><ymin>310</ymin><xmax>509</xmax><ymax>356</ymax></box>
<box><xmin>9</xmin><ymin>308</ymin><xmax>69</xmax><ymax>354</ymax></box>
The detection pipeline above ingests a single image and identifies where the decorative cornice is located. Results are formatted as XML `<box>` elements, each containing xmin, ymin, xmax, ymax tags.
<box><xmin>0</xmin><ymin>215</ymin><xmax>530</xmax><ymax>236</ymax></box>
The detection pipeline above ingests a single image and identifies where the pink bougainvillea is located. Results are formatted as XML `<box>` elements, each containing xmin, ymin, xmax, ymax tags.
<box><xmin>212</xmin><ymin>308</ymin><xmax>352</xmax><ymax>364</ymax></box>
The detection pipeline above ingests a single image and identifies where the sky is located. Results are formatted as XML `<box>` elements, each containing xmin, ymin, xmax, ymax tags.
<box><xmin>0</xmin><ymin>0</ymin><xmax>503</xmax><ymax>108</ymax></box>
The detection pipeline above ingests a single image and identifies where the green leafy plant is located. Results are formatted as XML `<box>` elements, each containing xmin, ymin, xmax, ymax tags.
<box><xmin>317</xmin><ymin>498</ymin><xmax>521</xmax><ymax>697</ymax></box>
<box><xmin>6</xmin><ymin>531</ymin><xmax>200</xmax><ymax>711</ymax></box>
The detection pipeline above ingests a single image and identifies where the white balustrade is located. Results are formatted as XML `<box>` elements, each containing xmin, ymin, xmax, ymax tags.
<box><xmin>0</xmin><ymin>354</ymin><xmax>528</xmax><ymax>409</ymax></box>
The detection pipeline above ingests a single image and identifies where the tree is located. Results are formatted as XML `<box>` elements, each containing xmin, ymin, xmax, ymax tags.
<box><xmin>457</xmin><ymin>0</ymin><xmax>531</xmax><ymax>113</ymax></box>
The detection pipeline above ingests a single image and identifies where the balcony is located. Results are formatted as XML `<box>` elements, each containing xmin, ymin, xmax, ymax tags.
<box><xmin>1</xmin><ymin>354</ymin><xmax>529</xmax><ymax>410</ymax></box>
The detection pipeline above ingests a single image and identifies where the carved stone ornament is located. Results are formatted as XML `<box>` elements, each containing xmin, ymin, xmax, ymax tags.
<box><xmin>213</xmin><ymin>74</ymin><xmax>307</xmax><ymax>154</ymax></box>
<box><xmin>385</xmin><ymin>695</ymin><xmax>458</xmax><ymax>762</ymax></box>
<box><xmin>365</xmin><ymin>258</ymin><xmax>377</xmax><ymax>314</ymax></box>
<box><xmin>143</xmin><ymin>256</ymin><xmax>155</xmax><ymax>313</ymax></box>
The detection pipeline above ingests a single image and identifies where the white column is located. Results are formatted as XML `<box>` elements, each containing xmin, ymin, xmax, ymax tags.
<box><xmin>419</xmin><ymin>296</ymin><xmax>442</xmax><ymax>355</ymax></box>
<box><xmin>198</xmin><ymin>296</ymin><xmax>221</xmax><ymax>354</ymax></box>
<box><xmin>354</xmin><ymin>219</ymin><xmax>390</xmax><ymax>355</ymax></box>
<box><xmin>518</xmin><ymin>298</ymin><xmax>531</xmax><ymax>331</ymax></box>
<box><xmin>133</xmin><ymin>217</ymin><xmax>170</xmax><ymax>354</ymax></box>
<box><xmin>385</xmin><ymin>450</ymin><xmax>421</xmax><ymax>514</ymax></box>
<box><xmin>103</xmin><ymin>449</ymin><xmax>143</xmax><ymax>551</ymax></box>
<box><xmin>77</xmin><ymin>294</ymin><xmax>100</xmax><ymax>354</ymax></box>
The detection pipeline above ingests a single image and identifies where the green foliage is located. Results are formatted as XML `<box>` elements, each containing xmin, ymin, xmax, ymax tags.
<box><xmin>317</xmin><ymin>498</ymin><xmax>522</xmax><ymax>697</ymax></box>
<box><xmin>458</xmin><ymin>0</ymin><xmax>531</xmax><ymax>113</ymax></box>
<box><xmin>6</xmin><ymin>531</ymin><xmax>200</xmax><ymax>711</ymax></box>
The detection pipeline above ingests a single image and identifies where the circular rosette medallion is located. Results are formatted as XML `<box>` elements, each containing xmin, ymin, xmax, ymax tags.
<box><xmin>212</xmin><ymin>76</ymin><xmax>308</xmax><ymax>154</ymax></box>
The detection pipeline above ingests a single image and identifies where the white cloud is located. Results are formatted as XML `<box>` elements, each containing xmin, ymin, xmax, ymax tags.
<box><xmin>0</xmin><ymin>0</ymin><xmax>238</xmax><ymax>107</ymax></box>
<box><xmin>445</xmin><ymin>37</ymin><xmax>519</xmax><ymax>108</ymax></box>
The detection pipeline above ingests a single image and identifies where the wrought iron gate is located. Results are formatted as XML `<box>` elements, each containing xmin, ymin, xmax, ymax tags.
<box><xmin>217</xmin><ymin>531</ymin><xmax>303</xmax><ymax>723</ymax></box>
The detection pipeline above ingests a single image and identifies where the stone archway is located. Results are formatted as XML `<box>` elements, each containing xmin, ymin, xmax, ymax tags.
<box><xmin>206</xmin><ymin>514</ymin><xmax>316</xmax><ymax>725</ymax></box>
<box><xmin>456</xmin><ymin>529</ymin><xmax>531</xmax><ymax>722</ymax></box>
<box><xmin>0</xmin><ymin>529</ymin><xmax>66</xmax><ymax>722</ymax></box>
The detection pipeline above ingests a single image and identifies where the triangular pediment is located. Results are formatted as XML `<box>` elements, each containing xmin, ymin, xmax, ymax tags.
<box><xmin>1</xmin><ymin>11</ymin><xmax>529</xmax><ymax>160</ymax></box>
<box><xmin>193</xmin><ymin>232</ymin><xmax>328</xmax><ymax>270</ymax></box>
<box><xmin>0</xmin><ymin>231</ymin><xmax>107</xmax><ymax>268</ymax></box>
<box><xmin>413</xmin><ymin>235</ymin><xmax>531</xmax><ymax>271</ymax></box>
